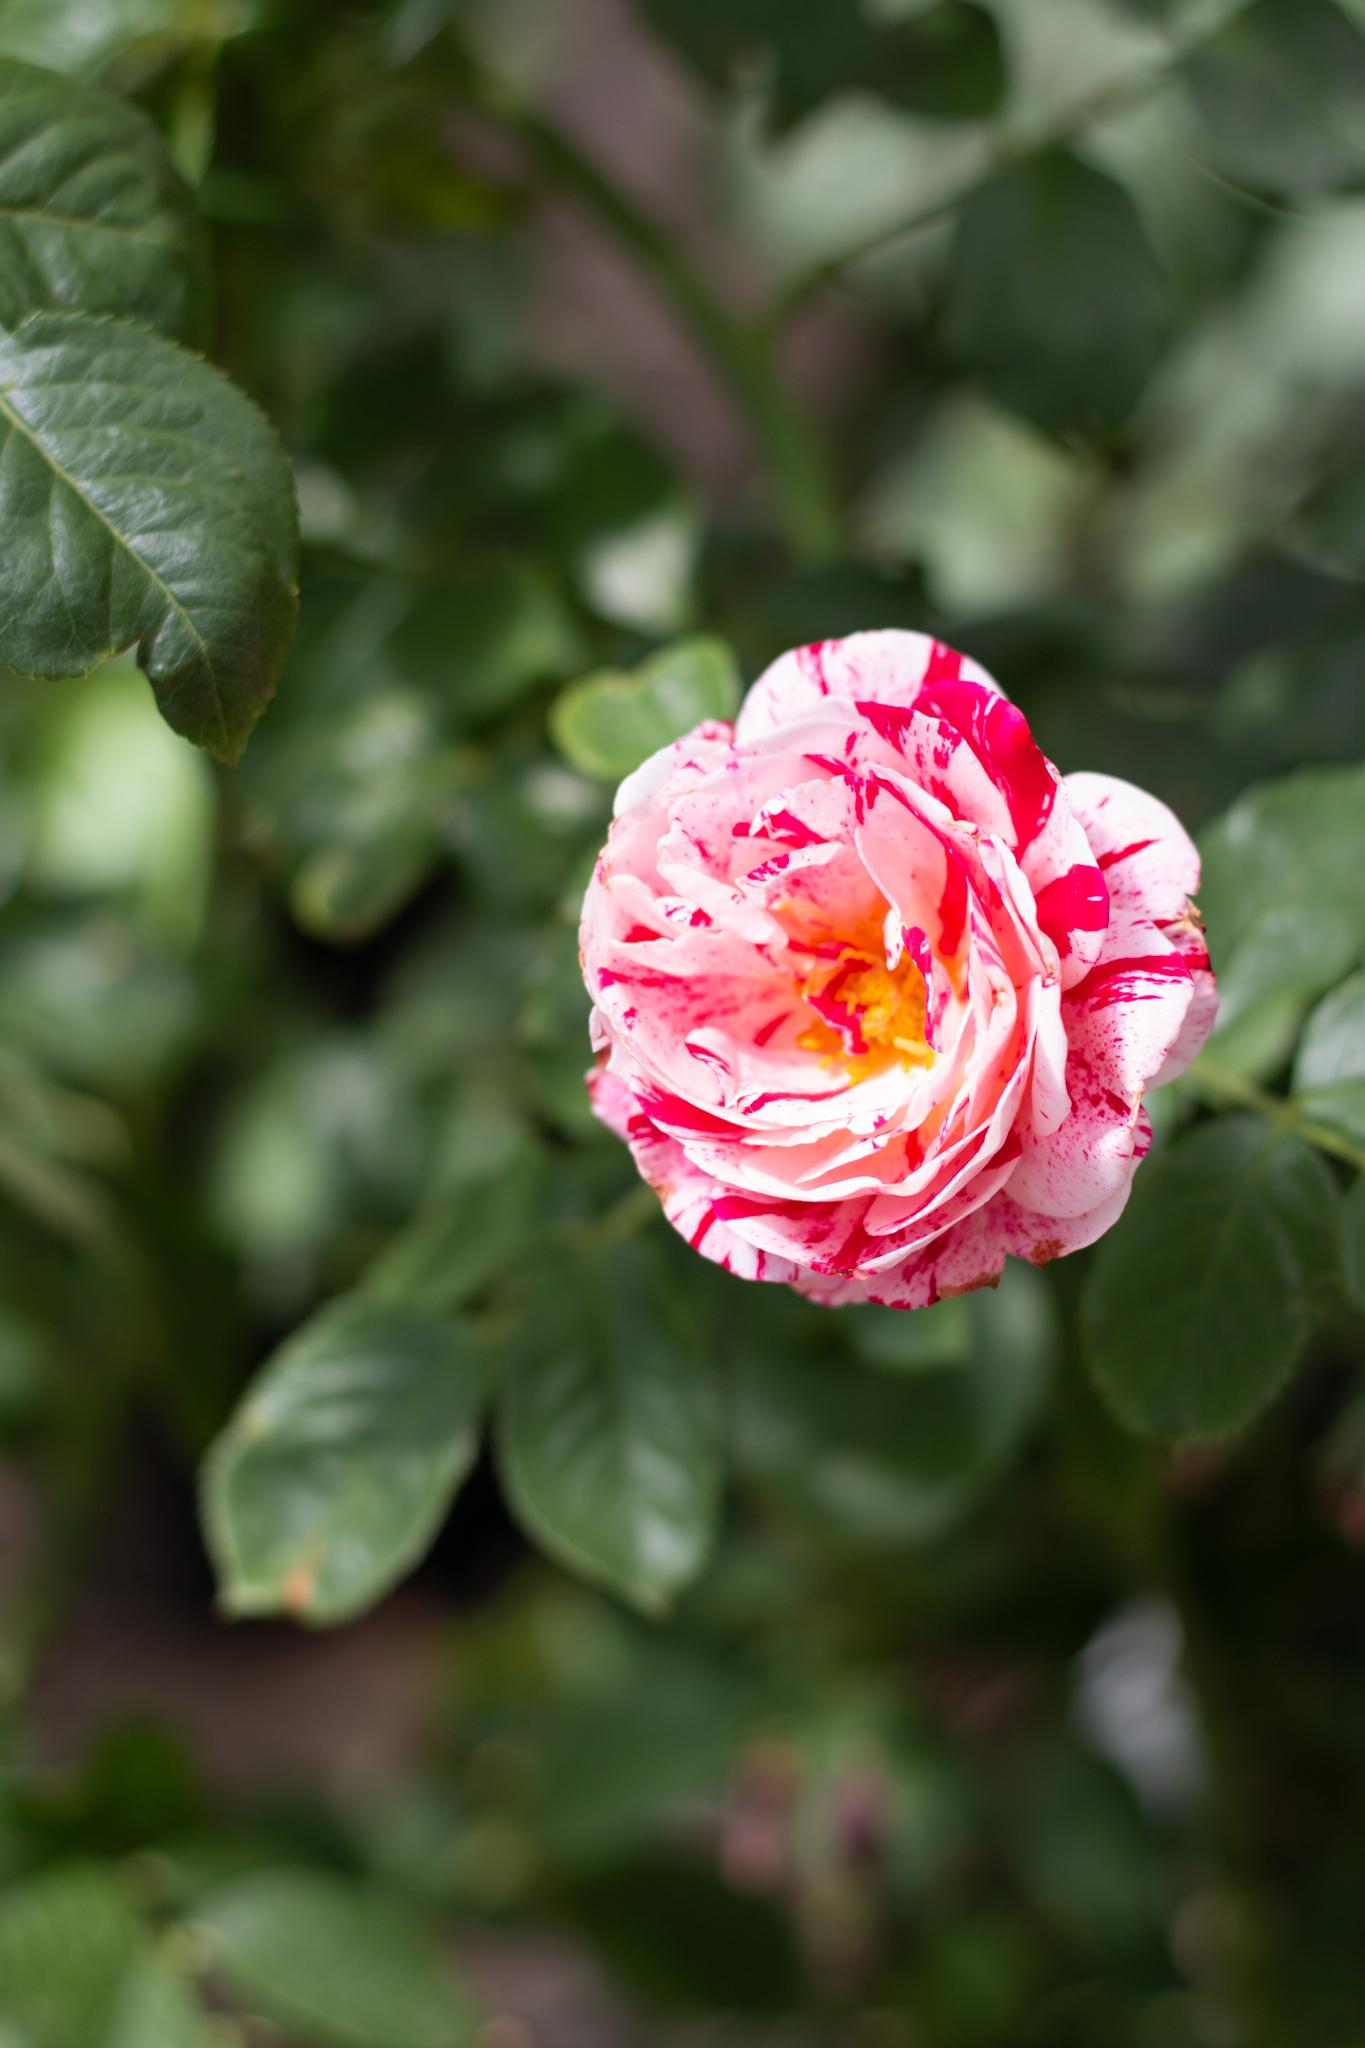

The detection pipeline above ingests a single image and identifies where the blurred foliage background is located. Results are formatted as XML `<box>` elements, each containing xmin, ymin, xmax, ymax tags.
<box><xmin>3</xmin><ymin>0</ymin><xmax>1365</xmax><ymax>2043</ymax></box>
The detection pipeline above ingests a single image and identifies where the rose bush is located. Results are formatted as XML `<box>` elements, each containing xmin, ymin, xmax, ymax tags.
<box><xmin>583</xmin><ymin>631</ymin><xmax>1217</xmax><ymax>1309</ymax></box>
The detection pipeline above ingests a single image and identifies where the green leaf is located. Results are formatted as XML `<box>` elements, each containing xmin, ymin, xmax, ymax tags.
<box><xmin>191</xmin><ymin>1868</ymin><xmax>477</xmax><ymax>2048</ymax></box>
<box><xmin>636</xmin><ymin>0</ymin><xmax>1004</xmax><ymax>127</ymax></box>
<box><xmin>1198</xmin><ymin>763</ymin><xmax>1365</xmax><ymax>1033</ymax></box>
<box><xmin>105</xmin><ymin>1954</ymin><xmax>215</xmax><ymax>2048</ymax></box>
<box><xmin>0</xmin><ymin>1863</ymin><xmax>141</xmax><ymax>2048</ymax></box>
<box><xmin>1082</xmin><ymin>1116</ymin><xmax>1339</xmax><ymax>1442</ymax></box>
<box><xmin>550</xmin><ymin>635</ymin><xmax>740</xmax><ymax>782</ymax></box>
<box><xmin>1188</xmin><ymin>0</ymin><xmax>1365</xmax><ymax>198</ymax></box>
<box><xmin>1291</xmin><ymin>971</ymin><xmax>1365</xmax><ymax>1147</ymax></box>
<box><xmin>364</xmin><ymin>1147</ymin><xmax>543</xmax><ymax>1314</ymax></box>
<box><xmin>636</xmin><ymin>0</ymin><xmax>868</xmax><ymax>125</ymax></box>
<box><xmin>0</xmin><ymin>1862</ymin><xmax>210</xmax><ymax>2048</ymax></box>
<box><xmin>0</xmin><ymin>311</ymin><xmax>298</xmax><ymax>763</ymax></box>
<box><xmin>203</xmin><ymin>1296</ymin><xmax>492</xmax><ymax>1625</ymax></box>
<box><xmin>1341</xmin><ymin>1172</ymin><xmax>1365</xmax><ymax>1315</ymax></box>
<box><xmin>733</xmin><ymin>1265</ymin><xmax>1052</xmax><ymax>1545</ymax></box>
<box><xmin>390</xmin><ymin>560</ymin><xmax>583</xmax><ymax>726</ymax></box>
<box><xmin>263</xmin><ymin>687</ymin><xmax>462</xmax><ymax>943</ymax></box>
<box><xmin>0</xmin><ymin>57</ymin><xmax>207</xmax><ymax>339</ymax></box>
<box><xmin>879</xmin><ymin>3</ymin><xmax>1006</xmax><ymax>121</ymax></box>
<box><xmin>496</xmin><ymin>1238</ymin><xmax>722</xmax><ymax>1612</ymax></box>
<box><xmin>0</xmin><ymin>0</ymin><xmax>258</xmax><ymax>78</ymax></box>
<box><xmin>1199</xmin><ymin>985</ymin><xmax>1312</xmax><ymax>1086</ymax></box>
<box><xmin>943</xmin><ymin>149</ymin><xmax>1169</xmax><ymax>436</ymax></box>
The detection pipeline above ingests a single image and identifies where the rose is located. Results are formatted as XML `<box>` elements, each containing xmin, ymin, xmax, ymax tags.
<box><xmin>580</xmin><ymin>632</ymin><xmax>1217</xmax><ymax>1310</ymax></box>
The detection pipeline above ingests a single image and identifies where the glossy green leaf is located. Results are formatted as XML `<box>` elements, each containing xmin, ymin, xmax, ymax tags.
<box><xmin>0</xmin><ymin>312</ymin><xmax>297</xmax><ymax>762</ymax></box>
<box><xmin>1189</xmin><ymin>0</ymin><xmax>1365</xmax><ymax>197</ymax></box>
<box><xmin>1291</xmin><ymin>971</ymin><xmax>1365</xmax><ymax>1146</ymax></box>
<box><xmin>1082</xmin><ymin>1116</ymin><xmax>1339</xmax><ymax>1442</ymax></box>
<box><xmin>550</xmin><ymin>635</ymin><xmax>740</xmax><ymax>782</ymax></box>
<box><xmin>1198</xmin><ymin>764</ymin><xmax>1365</xmax><ymax>1032</ymax></box>
<box><xmin>496</xmin><ymin>1238</ymin><xmax>722</xmax><ymax>1612</ymax></box>
<box><xmin>0</xmin><ymin>57</ymin><xmax>207</xmax><ymax>338</ymax></box>
<box><xmin>733</xmin><ymin>1265</ymin><xmax>1052</xmax><ymax>1545</ymax></box>
<box><xmin>192</xmin><ymin>1868</ymin><xmax>477</xmax><ymax>2048</ymax></box>
<box><xmin>1341</xmin><ymin>1172</ymin><xmax>1365</xmax><ymax>1315</ymax></box>
<box><xmin>943</xmin><ymin>150</ymin><xmax>1169</xmax><ymax>436</ymax></box>
<box><xmin>203</xmin><ymin>1296</ymin><xmax>491</xmax><ymax>1625</ymax></box>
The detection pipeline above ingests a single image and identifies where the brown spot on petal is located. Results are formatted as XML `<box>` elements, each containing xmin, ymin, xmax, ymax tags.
<box><xmin>940</xmin><ymin>1270</ymin><xmax>1002</xmax><ymax>1297</ymax></box>
<box><xmin>1028</xmin><ymin>1239</ymin><xmax>1066</xmax><ymax>1267</ymax></box>
<box><xmin>1169</xmin><ymin>898</ymin><xmax>1207</xmax><ymax>941</ymax></box>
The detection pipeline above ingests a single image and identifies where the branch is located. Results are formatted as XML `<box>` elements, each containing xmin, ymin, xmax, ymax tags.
<box><xmin>1186</xmin><ymin>1056</ymin><xmax>1365</xmax><ymax>1174</ymax></box>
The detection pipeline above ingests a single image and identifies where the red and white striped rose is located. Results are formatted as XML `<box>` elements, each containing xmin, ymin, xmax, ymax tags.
<box><xmin>581</xmin><ymin>632</ymin><xmax>1217</xmax><ymax>1310</ymax></box>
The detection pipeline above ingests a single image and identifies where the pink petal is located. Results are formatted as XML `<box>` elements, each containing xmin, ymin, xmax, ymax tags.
<box><xmin>1005</xmin><ymin>914</ymin><xmax>1193</xmax><ymax>1219</ymax></box>
<box><xmin>1064</xmin><ymin>770</ymin><xmax>1200</xmax><ymax>924</ymax></box>
<box><xmin>736</xmin><ymin>631</ymin><xmax>1002</xmax><ymax>743</ymax></box>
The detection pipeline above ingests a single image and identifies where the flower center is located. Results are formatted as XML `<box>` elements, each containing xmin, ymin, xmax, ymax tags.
<box><xmin>796</xmin><ymin>947</ymin><xmax>933</xmax><ymax>1075</ymax></box>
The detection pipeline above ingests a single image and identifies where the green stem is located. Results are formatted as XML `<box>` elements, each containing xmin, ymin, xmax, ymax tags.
<box><xmin>1187</xmin><ymin>1057</ymin><xmax>1365</xmax><ymax>1173</ymax></box>
<box><xmin>474</xmin><ymin>81</ymin><xmax>842</xmax><ymax>564</ymax></box>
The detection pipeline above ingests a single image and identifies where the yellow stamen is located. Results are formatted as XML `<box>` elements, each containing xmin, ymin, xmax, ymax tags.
<box><xmin>796</xmin><ymin>948</ymin><xmax>934</xmax><ymax>1078</ymax></box>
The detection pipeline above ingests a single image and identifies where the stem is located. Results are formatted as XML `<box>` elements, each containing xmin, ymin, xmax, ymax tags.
<box><xmin>473</xmin><ymin>80</ymin><xmax>842</xmax><ymax>564</ymax></box>
<box><xmin>1186</xmin><ymin>1057</ymin><xmax>1365</xmax><ymax>1174</ymax></box>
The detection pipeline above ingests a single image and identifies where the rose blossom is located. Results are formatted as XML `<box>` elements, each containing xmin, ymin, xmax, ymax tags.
<box><xmin>580</xmin><ymin>632</ymin><xmax>1217</xmax><ymax>1310</ymax></box>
